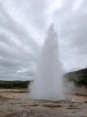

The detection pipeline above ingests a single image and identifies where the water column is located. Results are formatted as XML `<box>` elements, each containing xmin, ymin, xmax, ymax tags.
<box><xmin>30</xmin><ymin>24</ymin><xmax>65</xmax><ymax>100</ymax></box>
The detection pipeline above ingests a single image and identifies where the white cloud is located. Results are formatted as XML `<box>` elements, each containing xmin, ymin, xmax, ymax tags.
<box><xmin>73</xmin><ymin>0</ymin><xmax>83</xmax><ymax>11</ymax></box>
<box><xmin>0</xmin><ymin>0</ymin><xmax>87</xmax><ymax>80</ymax></box>
<box><xmin>48</xmin><ymin>0</ymin><xmax>63</xmax><ymax>14</ymax></box>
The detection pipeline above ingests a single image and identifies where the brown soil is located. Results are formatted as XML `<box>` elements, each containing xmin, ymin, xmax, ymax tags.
<box><xmin>0</xmin><ymin>88</ymin><xmax>87</xmax><ymax>117</ymax></box>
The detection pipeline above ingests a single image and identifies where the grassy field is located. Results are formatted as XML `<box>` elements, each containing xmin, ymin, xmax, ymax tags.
<box><xmin>0</xmin><ymin>80</ymin><xmax>31</xmax><ymax>89</ymax></box>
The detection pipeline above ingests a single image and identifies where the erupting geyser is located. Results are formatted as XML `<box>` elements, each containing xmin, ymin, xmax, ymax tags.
<box><xmin>30</xmin><ymin>24</ymin><xmax>65</xmax><ymax>100</ymax></box>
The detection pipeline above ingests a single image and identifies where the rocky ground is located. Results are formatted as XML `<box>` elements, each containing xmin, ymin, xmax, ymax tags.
<box><xmin>0</xmin><ymin>88</ymin><xmax>87</xmax><ymax>117</ymax></box>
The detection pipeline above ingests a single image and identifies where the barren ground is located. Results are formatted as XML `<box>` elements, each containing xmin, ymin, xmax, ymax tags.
<box><xmin>0</xmin><ymin>88</ymin><xmax>87</xmax><ymax>117</ymax></box>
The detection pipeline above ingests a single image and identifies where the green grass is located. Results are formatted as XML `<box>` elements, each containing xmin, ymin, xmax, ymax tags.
<box><xmin>0</xmin><ymin>80</ymin><xmax>31</xmax><ymax>89</ymax></box>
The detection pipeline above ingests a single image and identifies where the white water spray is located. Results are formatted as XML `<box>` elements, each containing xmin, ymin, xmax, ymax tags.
<box><xmin>30</xmin><ymin>24</ymin><xmax>65</xmax><ymax>100</ymax></box>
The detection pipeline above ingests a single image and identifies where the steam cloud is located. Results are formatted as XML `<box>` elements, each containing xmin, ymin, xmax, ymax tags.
<box><xmin>30</xmin><ymin>24</ymin><xmax>65</xmax><ymax>100</ymax></box>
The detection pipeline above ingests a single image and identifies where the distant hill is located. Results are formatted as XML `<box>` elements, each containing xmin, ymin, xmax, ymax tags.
<box><xmin>65</xmin><ymin>68</ymin><xmax>87</xmax><ymax>87</ymax></box>
<box><xmin>68</xmin><ymin>68</ymin><xmax>87</xmax><ymax>75</ymax></box>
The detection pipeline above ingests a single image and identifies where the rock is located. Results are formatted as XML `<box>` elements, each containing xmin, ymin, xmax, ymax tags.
<box><xmin>43</xmin><ymin>103</ymin><xmax>61</xmax><ymax>108</ymax></box>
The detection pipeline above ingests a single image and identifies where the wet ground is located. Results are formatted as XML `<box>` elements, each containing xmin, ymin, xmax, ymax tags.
<box><xmin>0</xmin><ymin>88</ymin><xmax>87</xmax><ymax>117</ymax></box>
